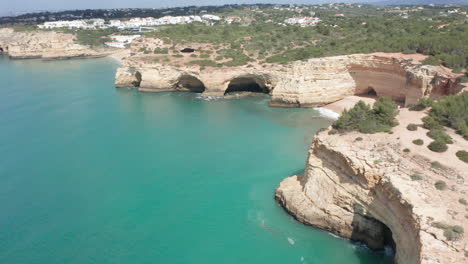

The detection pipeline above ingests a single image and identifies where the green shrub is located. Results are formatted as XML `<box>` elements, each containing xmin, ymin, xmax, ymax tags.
<box><xmin>153</xmin><ymin>47</ymin><xmax>169</xmax><ymax>54</ymax></box>
<box><xmin>403</xmin><ymin>148</ymin><xmax>410</xmax><ymax>153</ymax></box>
<box><xmin>328</xmin><ymin>129</ymin><xmax>338</xmax><ymax>135</ymax></box>
<box><xmin>428</xmin><ymin>140</ymin><xmax>448</xmax><ymax>152</ymax></box>
<box><xmin>431</xmin><ymin>161</ymin><xmax>443</xmax><ymax>169</ymax></box>
<box><xmin>422</xmin><ymin>116</ymin><xmax>443</xmax><ymax>130</ymax></box>
<box><xmin>425</xmin><ymin>92</ymin><xmax>468</xmax><ymax>140</ymax></box>
<box><xmin>407</xmin><ymin>124</ymin><xmax>418</xmax><ymax>131</ymax></box>
<box><xmin>459</xmin><ymin>198</ymin><xmax>467</xmax><ymax>205</ymax></box>
<box><xmin>410</xmin><ymin>173</ymin><xmax>424</xmax><ymax>181</ymax></box>
<box><xmin>412</xmin><ymin>139</ymin><xmax>424</xmax><ymax>145</ymax></box>
<box><xmin>456</xmin><ymin>151</ymin><xmax>468</xmax><ymax>163</ymax></box>
<box><xmin>355</xmin><ymin>137</ymin><xmax>363</xmax><ymax>141</ymax></box>
<box><xmin>427</xmin><ymin>129</ymin><xmax>453</xmax><ymax>144</ymax></box>
<box><xmin>199</xmin><ymin>54</ymin><xmax>210</xmax><ymax>59</ymax></box>
<box><xmin>172</xmin><ymin>54</ymin><xmax>183</xmax><ymax>58</ymax></box>
<box><xmin>434</xmin><ymin>180</ymin><xmax>447</xmax><ymax>190</ymax></box>
<box><xmin>409</xmin><ymin>97</ymin><xmax>434</xmax><ymax>111</ymax></box>
<box><xmin>190</xmin><ymin>54</ymin><xmax>197</xmax><ymax>57</ymax></box>
<box><xmin>332</xmin><ymin>97</ymin><xmax>399</xmax><ymax>134</ymax></box>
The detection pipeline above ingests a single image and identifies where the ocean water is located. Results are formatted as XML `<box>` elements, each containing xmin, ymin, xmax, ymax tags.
<box><xmin>0</xmin><ymin>56</ymin><xmax>393</xmax><ymax>264</ymax></box>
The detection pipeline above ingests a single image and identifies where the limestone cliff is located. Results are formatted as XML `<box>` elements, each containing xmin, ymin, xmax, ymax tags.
<box><xmin>0</xmin><ymin>28</ymin><xmax>113</xmax><ymax>59</ymax></box>
<box><xmin>276</xmin><ymin>129</ymin><xmax>467</xmax><ymax>264</ymax></box>
<box><xmin>115</xmin><ymin>54</ymin><xmax>464</xmax><ymax>107</ymax></box>
<box><xmin>115</xmin><ymin>60</ymin><xmax>281</xmax><ymax>95</ymax></box>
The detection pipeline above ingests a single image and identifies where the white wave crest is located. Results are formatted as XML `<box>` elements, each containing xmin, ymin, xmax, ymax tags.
<box><xmin>314</xmin><ymin>107</ymin><xmax>340</xmax><ymax>120</ymax></box>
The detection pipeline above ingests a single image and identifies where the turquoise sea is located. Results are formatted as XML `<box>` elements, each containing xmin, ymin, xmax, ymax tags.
<box><xmin>0</xmin><ymin>56</ymin><xmax>393</xmax><ymax>264</ymax></box>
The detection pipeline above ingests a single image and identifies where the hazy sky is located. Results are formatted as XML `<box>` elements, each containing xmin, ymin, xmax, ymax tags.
<box><xmin>2</xmin><ymin>0</ymin><xmax>380</xmax><ymax>16</ymax></box>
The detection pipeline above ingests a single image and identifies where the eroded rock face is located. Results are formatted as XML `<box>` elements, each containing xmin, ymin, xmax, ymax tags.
<box><xmin>116</xmin><ymin>54</ymin><xmax>464</xmax><ymax>105</ymax></box>
<box><xmin>276</xmin><ymin>130</ymin><xmax>467</xmax><ymax>264</ymax></box>
<box><xmin>115</xmin><ymin>62</ymin><xmax>280</xmax><ymax>95</ymax></box>
<box><xmin>0</xmin><ymin>28</ymin><xmax>112</xmax><ymax>59</ymax></box>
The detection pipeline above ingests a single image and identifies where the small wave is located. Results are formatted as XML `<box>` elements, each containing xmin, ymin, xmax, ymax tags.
<box><xmin>287</xmin><ymin>237</ymin><xmax>295</xmax><ymax>245</ymax></box>
<box><xmin>314</xmin><ymin>107</ymin><xmax>340</xmax><ymax>120</ymax></box>
<box><xmin>384</xmin><ymin>245</ymin><xmax>395</xmax><ymax>257</ymax></box>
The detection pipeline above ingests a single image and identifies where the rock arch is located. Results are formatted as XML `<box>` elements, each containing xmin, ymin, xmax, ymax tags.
<box><xmin>224</xmin><ymin>75</ymin><xmax>270</xmax><ymax>95</ymax></box>
<box><xmin>176</xmin><ymin>74</ymin><xmax>206</xmax><ymax>93</ymax></box>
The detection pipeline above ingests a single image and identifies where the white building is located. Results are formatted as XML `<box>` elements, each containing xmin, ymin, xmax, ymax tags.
<box><xmin>284</xmin><ymin>17</ymin><xmax>321</xmax><ymax>27</ymax></box>
<box><xmin>104</xmin><ymin>41</ymin><xmax>126</xmax><ymax>48</ymax></box>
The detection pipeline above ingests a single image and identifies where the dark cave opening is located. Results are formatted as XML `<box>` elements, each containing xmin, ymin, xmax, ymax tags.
<box><xmin>224</xmin><ymin>77</ymin><xmax>268</xmax><ymax>95</ymax></box>
<box><xmin>177</xmin><ymin>75</ymin><xmax>206</xmax><ymax>93</ymax></box>
<box><xmin>132</xmin><ymin>71</ymin><xmax>142</xmax><ymax>87</ymax></box>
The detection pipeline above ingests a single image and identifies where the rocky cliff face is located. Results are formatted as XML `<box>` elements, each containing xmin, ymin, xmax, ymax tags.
<box><xmin>115</xmin><ymin>61</ymin><xmax>281</xmax><ymax>96</ymax></box>
<box><xmin>276</xmin><ymin>130</ymin><xmax>467</xmax><ymax>264</ymax></box>
<box><xmin>115</xmin><ymin>54</ymin><xmax>464</xmax><ymax>106</ymax></box>
<box><xmin>0</xmin><ymin>28</ymin><xmax>112</xmax><ymax>59</ymax></box>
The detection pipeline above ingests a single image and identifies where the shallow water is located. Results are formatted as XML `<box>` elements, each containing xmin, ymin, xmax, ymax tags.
<box><xmin>0</xmin><ymin>56</ymin><xmax>393</xmax><ymax>264</ymax></box>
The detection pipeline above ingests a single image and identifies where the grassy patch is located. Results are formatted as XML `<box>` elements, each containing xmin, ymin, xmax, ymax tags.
<box><xmin>412</xmin><ymin>139</ymin><xmax>424</xmax><ymax>146</ymax></box>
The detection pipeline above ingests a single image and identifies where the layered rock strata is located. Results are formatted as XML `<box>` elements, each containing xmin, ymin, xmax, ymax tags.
<box><xmin>115</xmin><ymin>54</ymin><xmax>464</xmax><ymax>107</ymax></box>
<box><xmin>0</xmin><ymin>28</ymin><xmax>113</xmax><ymax>60</ymax></box>
<box><xmin>276</xmin><ymin>129</ymin><xmax>467</xmax><ymax>264</ymax></box>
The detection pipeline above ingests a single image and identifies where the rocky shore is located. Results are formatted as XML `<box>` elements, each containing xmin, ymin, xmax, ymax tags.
<box><xmin>275</xmin><ymin>122</ymin><xmax>467</xmax><ymax>264</ymax></box>
<box><xmin>0</xmin><ymin>28</ymin><xmax>116</xmax><ymax>60</ymax></box>
<box><xmin>2</xmin><ymin>27</ymin><xmax>466</xmax><ymax>263</ymax></box>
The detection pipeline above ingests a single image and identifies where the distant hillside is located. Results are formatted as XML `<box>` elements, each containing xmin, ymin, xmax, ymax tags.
<box><xmin>371</xmin><ymin>0</ymin><xmax>468</xmax><ymax>5</ymax></box>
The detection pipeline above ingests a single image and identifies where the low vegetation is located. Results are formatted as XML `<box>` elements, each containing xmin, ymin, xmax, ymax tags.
<box><xmin>409</xmin><ymin>98</ymin><xmax>433</xmax><ymax>111</ymax></box>
<box><xmin>431</xmin><ymin>222</ymin><xmax>464</xmax><ymax>241</ymax></box>
<box><xmin>456</xmin><ymin>151</ymin><xmax>468</xmax><ymax>163</ymax></box>
<box><xmin>412</xmin><ymin>139</ymin><xmax>424</xmax><ymax>146</ymax></box>
<box><xmin>410</xmin><ymin>173</ymin><xmax>424</xmax><ymax>181</ymax></box>
<box><xmin>423</xmin><ymin>92</ymin><xmax>468</xmax><ymax>140</ymax></box>
<box><xmin>407</xmin><ymin>124</ymin><xmax>418</xmax><ymax>131</ymax></box>
<box><xmin>431</xmin><ymin>161</ymin><xmax>443</xmax><ymax>169</ymax></box>
<box><xmin>428</xmin><ymin>140</ymin><xmax>448</xmax><ymax>153</ymax></box>
<box><xmin>459</xmin><ymin>198</ymin><xmax>467</xmax><ymax>205</ymax></box>
<box><xmin>434</xmin><ymin>180</ymin><xmax>447</xmax><ymax>190</ymax></box>
<box><xmin>332</xmin><ymin>97</ymin><xmax>399</xmax><ymax>134</ymax></box>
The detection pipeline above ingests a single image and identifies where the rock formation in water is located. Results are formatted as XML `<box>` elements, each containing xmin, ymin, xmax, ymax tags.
<box><xmin>0</xmin><ymin>28</ymin><xmax>113</xmax><ymax>59</ymax></box>
<box><xmin>115</xmin><ymin>54</ymin><xmax>464</xmax><ymax>107</ymax></box>
<box><xmin>276</xmin><ymin>128</ymin><xmax>467</xmax><ymax>264</ymax></box>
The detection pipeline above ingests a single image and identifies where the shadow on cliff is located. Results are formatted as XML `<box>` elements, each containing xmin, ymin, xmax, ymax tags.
<box><xmin>350</xmin><ymin>203</ymin><xmax>395</xmax><ymax>264</ymax></box>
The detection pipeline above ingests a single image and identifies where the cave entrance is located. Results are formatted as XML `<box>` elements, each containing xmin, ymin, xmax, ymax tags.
<box><xmin>0</xmin><ymin>47</ymin><xmax>4</xmax><ymax>53</ymax></box>
<box><xmin>224</xmin><ymin>77</ymin><xmax>269</xmax><ymax>95</ymax></box>
<box><xmin>180</xmin><ymin>48</ymin><xmax>195</xmax><ymax>53</ymax></box>
<box><xmin>176</xmin><ymin>75</ymin><xmax>205</xmax><ymax>93</ymax></box>
<box><xmin>132</xmin><ymin>71</ymin><xmax>142</xmax><ymax>87</ymax></box>
<box><xmin>367</xmin><ymin>87</ymin><xmax>377</xmax><ymax>96</ymax></box>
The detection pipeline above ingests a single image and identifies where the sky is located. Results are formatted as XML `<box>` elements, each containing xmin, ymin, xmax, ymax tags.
<box><xmin>1</xmin><ymin>0</ymin><xmax>381</xmax><ymax>16</ymax></box>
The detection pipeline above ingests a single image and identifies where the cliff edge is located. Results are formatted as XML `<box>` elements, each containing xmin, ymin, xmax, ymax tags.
<box><xmin>275</xmin><ymin>118</ymin><xmax>467</xmax><ymax>263</ymax></box>
<box><xmin>0</xmin><ymin>28</ymin><xmax>114</xmax><ymax>59</ymax></box>
<box><xmin>115</xmin><ymin>53</ymin><xmax>464</xmax><ymax>107</ymax></box>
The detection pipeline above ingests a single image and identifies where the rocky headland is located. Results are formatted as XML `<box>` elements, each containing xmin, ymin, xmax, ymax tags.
<box><xmin>115</xmin><ymin>49</ymin><xmax>467</xmax><ymax>263</ymax></box>
<box><xmin>2</xmin><ymin>28</ymin><xmax>466</xmax><ymax>263</ymax></box>
<box><xmin>0</xmin><ymin>28</ymin><xmax>116</xmax><ymax>60</ymax></box>
<box><xmin>275</xmin><ymin>109</ymin><xmax>467</xmax><ymax>263</ymax></box>
<box><xmin>115</xmin><ymin>52</ymin><xmax>464</xmax><ymax>107</ymax></box>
